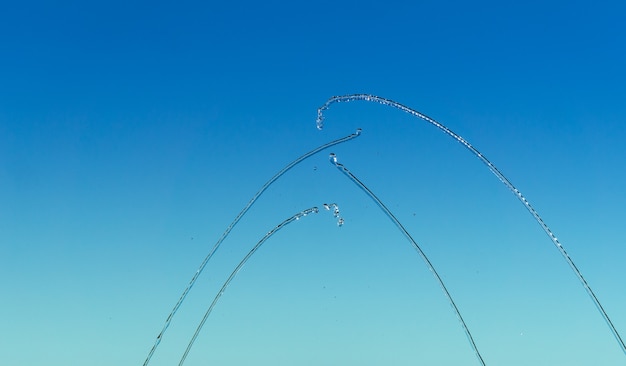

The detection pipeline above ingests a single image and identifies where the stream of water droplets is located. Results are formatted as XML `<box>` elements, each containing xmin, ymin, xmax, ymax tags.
<box><xmin>328</xmin><ymin>152</ymin><xmax>486</xmax><ymax>366</ymax></box>
<box><xmin>143</xmin><ymin>131</ymin><xmax>361</xmax><ymax>365</ymax></box>
<box><xmin>318</xmin><ymin>93</ymin><xmax>626</xmax><ymax>358</ymax></box>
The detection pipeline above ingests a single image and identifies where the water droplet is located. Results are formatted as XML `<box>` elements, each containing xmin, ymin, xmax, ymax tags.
<box><xmin>355</xmin><ymin>128</ymin><xmax>362</xmax><ymax>136</ymax></box>
<box><xmin>329</xmin><ymin>153</ymin><xmax>338</xmax><ymax>164</ymax></box>
<box><xmin>323</xmin><ymin>203</ymin><xmax>330</xmax><ymax>211</ymax></box>
<box><xmin>337</xmin><ymin>218</ymin><xmax>344</xmax><ymax>227</ymax></box>
<box><xmin>316</xmin><ymin>114</ymin><xmax>324</xmax><ymax>130</ymax></box>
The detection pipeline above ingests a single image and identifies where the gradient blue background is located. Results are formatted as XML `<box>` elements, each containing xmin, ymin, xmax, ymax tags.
<box><xmin>2</xmin><ymin>1</ymin><xmax>625</xmax><ymax>365</ymax></box>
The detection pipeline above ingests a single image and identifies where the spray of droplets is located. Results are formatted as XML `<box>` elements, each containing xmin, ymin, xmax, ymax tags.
<box><xmin>323</xmin><ymin>202</ymin><xmax>344</xmax><ymax>226</ymax></box>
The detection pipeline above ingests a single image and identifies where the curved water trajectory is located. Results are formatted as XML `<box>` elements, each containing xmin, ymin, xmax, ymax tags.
<box><xmin>179</xmin><ymin>206</ymin><xmax>325</xmax><ymax>365</ymax></box>
<box><xmin>317</xmin><ymin>94</ymin><xmax>626</xmax><ymax>356</ymax></box>
<box><xmin>329</xmin><ymin>153</ymin><xmax>486</xmax><ymax>366</ymax></box>
<box><xmin>143</xmin><ymin>131</ymin><xmax>361</xmax><ymax>365</ymax></box>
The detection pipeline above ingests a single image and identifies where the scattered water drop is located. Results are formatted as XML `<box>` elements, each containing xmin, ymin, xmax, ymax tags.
<box><xmin>323</xmin><ymin>203</ymin><xmax>343</xmax><ymax>226</ymax></box>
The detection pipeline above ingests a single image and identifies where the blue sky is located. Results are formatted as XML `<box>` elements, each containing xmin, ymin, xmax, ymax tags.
<box><xmin>2</xmin><ymin>1</ymin><xmax>626</xmax><ymax>365</ymax></box>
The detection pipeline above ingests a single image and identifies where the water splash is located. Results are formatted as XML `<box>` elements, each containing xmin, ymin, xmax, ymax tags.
<box><xmin>323</xmin><ymin>202</ymin><xmax>343</xmax><ymax>226</ymax></box>
<box><xmin>318</xmin><ymin>94</ymin><xmax>626</xmax><ymax>357</ymax></box>
<box><xmin>143</xmin><ymin>131</ymin><xmax>361</xmax><ymax>365</ymax></box>
<box><xmin>178</xmin><ymin>205</ymin><xmax>335</xmax><ymax>365</ymax></box>
<box><xmin>328</xmin><ymin>152</ymin><xmax>486</xmax><ymax>366</ymax></box>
